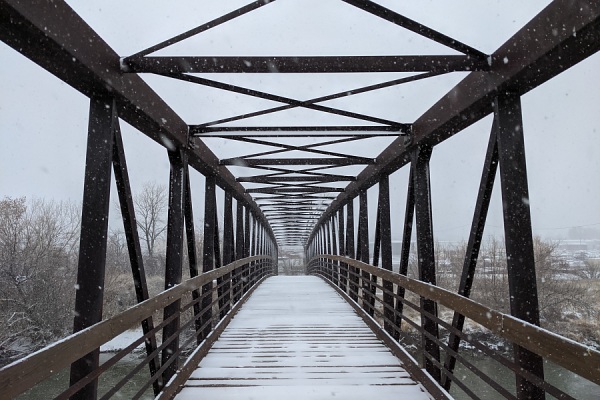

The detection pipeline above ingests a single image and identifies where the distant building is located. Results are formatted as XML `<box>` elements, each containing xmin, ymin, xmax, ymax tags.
<box><xmin>557</xmin><ymin>240</ymin><xmax>600</xmax><ymax>252</ymax></box>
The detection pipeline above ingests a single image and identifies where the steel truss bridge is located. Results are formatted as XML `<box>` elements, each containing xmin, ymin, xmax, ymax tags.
<box><xmin>1</xmin><ymin>1</ymin><xmax>599</xmax><ymax>399</ymax></box>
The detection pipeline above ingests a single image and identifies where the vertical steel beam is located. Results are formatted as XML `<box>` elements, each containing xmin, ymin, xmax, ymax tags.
<box><xmin>323</xmin><ymin>225</ymin><xmax>327</xmax><ymax>274</ymax></box>
<box><xmin>257</xmin><ymin>223</ymin><xmax>263</xmax><ymax>279</ymax></box>
<box><xmin>200</xmin><ymin>175</ymin><xmax>217</xmax><ymax>341</ymax></box>
<box><xmin>442</xmin><ymin>121</ymin><xmax>499</xmax><ymax>390</ymax></box>
<box><xmin>326</xmin><ymin>220</ymin><xmax>333</xmax><ymax>280</ymax></box>
<box><xmin>378</xmin><ymin>175</ymin><xmax>394</xmax><ymax>336</ymax></box>
<box><xmin>358</xmin><ymin>190</ymin><xmax>373</xmax><ymax>316</ymax></box>
<box><xmin>245</xmin><ymin>208</ymin><xmax>251</xmax><ymax>258</ymax></box>
<box><xmin>222</xmin><ymin>191</ymin><xmax>234</xmax><ymax>317</ymax></box>
<box><xmin>338</xmin><ymin>208</ymin><xmax>347</xmax><ymax>291</ymax></box>
<box><xmin>371</xmin><ymin>202</ymin><xmax>381</xmax><ymax>318</ymax></box>
<box><xmin>250</xmin><ymin>216</ymin><xmax>257</xmax><ymax>284</ymax></box>
<box><xmin>244</xmin><ymin>207</ymin><xmax>251</xmax><ymax>293</ymax></box>
<box><xmin>495</xmin><ymin>93</ymin><xmax>545</xmax><ymax>400</ymax></box>
<box><xmin>346</xmin><ymin>200</ymin><xmax>357</xmax><ymax>301</ymax></box>
<box><xmin>260</xmin><ymin>225</ymin><xmax>265</xmax><ymax>275</ymax></box>
<box><xmin>395</xmin><ymin>164</ymin><xmax>415</xmax><ymax>336</ymax></box>
<box><xmin>213</xmin><ymin>205</ymin><xmax>223</xmax><ymax>318</ymax></box>
<box><xmin>317</xmin><ymin>225</ymin><xmax>322</xmax><ymax>254</ymax></box>
<box><xmin>183</xmin><ymin>169</ymin><xmax>202</xmax><ymax>346</ymax></box>
<box><xmin>70</xmin><ymin>97</ymin><xmax>116</xmax><ymax>399</ymax></box>
<box><xmin>184</xmin><ymin>171</ymin><xmax>198</xmax><ymax>278</ymax></box>
<box><xmin>331</xmin><ymin>214</ymin><xmax>339</xmax><ymax>285</ymax></box>
<box><xmin>412</xmin><ymin>145</ymin><xmax>441</xmax><ymax>381</ymax></box>
<box><xmin>161</xmin><ymin>148</ymin><xmax>186</xmax><ymax>384</ymax></box>
<box><xmin>235</xmin><ymin>201</ymin><xmax>244</xmax><ymax>301</ymax></box>
<box><xmin>112</xmin><ymin>120</ymin><xmax>160</xmax><ymax>394</ymax></box>
<box><xmin>214</xmin><ymin>209</ymin><xmax>222</xmax><ymax>271</ymax></box>
<box><xmin>326</xmin><ymin>220</ymin><xmax>332</xmax><ymax>254</ymax></box>
<box><xmin>373</xmin><ymin>205</ymin><xmax>381</xmax><ymax>268</ymax></box>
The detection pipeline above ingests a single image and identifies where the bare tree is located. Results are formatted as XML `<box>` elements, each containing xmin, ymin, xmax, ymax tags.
<box><xmin>533</xmin><ymin>236</ymin><xmax>591</xmax><ymax>323</ymax></box>
<box><xmin>579</xmin><ymin>260</ymin><xmax>600</xmax><ymax>280</ymax></box>
<box><xmin>106</xmin><ymin>229</ymin><xmax>129</xmax><ymax>273</ymax></box>
<box><xmin>0</xmin><ymin>197</ymin><xmax>80</xmax><ymax>361</ymax></box>
<box><xmin>134</xmin><ymin>182</ymin><xmax>168</xmax><ymax>275</ymax></box>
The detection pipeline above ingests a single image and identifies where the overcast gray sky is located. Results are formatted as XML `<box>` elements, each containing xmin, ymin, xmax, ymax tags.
<box><xmin>1</xmin><ymin>0</ymin><xmax>599</xmax><ymax>242</ymax></box>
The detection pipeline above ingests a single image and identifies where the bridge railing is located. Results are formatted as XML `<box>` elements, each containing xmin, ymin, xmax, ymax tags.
<box><xmin>0</xmin><ymin>255</ymin><xmax>275</xmax><ymax>399</ymax></box>
<box><xmin>309</xmin><ymin>255</ymin><xmax>600</xmax><ymax>400</ymax></box>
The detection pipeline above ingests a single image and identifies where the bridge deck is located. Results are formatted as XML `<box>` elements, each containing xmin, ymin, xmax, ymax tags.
<box><xmin>174</xmin><ymin>275</ymin><xmax>432</xmax><ymax>400</ymax></box>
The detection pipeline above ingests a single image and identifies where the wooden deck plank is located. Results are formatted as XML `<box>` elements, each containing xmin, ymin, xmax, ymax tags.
<box><xmin>174</xmin><ymin>276</ymin><xmax>432</xmax><ymax>400</ymax></box>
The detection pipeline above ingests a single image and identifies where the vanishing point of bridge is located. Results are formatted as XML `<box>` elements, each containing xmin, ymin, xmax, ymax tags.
<box><xmin>1</xmin><ymin>1</ymin><xmax>599</xmax><ymax>399</ymax></box>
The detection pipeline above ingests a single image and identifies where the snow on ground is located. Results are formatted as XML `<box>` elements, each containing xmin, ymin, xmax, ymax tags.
<box><xmin>100</xmin><ymin>329</ymin><xmax>144</xmax><ymax>352</ymax></box>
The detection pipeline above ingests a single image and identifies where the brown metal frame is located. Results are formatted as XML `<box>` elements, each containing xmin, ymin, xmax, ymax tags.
<box><xmin>1</xmin><ymin>0</ymin><xmax>600</xmax><ymax>399</ymax></box>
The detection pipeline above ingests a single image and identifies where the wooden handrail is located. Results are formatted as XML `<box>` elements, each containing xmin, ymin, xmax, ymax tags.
<box><xmin>0</xmin><ymin>255</ymin><xmax>273</xmax><ymax>399</ymax></box>
<box><xmin>311</xmin><ymin>255</ymin><xmax>600</xmax><ymax>385</ymax></box>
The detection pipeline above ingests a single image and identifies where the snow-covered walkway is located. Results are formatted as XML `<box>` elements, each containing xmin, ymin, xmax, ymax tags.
<box><xmin>174</xmin><ymin>275</ymin><xmax>432</xmax><ymax>400</ymax></box>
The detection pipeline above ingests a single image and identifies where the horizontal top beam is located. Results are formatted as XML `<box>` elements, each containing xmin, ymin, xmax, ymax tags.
<box><xmin>123</xmin><ymin>55</ymin><xmax>489</xmax><ymax>74</ymax></box>
<box><xmin>238</xmin><ymin>175</ymin><xmax>356</xmax><ymax>183</ymax></box>
<box><xmin>247</xmin><ymin>187</ymin><xmax>344</xmax><ymax>194</ymax></box>
<box><xmin>192</xmin><ymin>126</ymin><xmax>407</xmax><ymax>134</ymax></box>
<box><xmin>222</xmin><ymin>158</ymin><xmax>374</xmax><ymax>166</ymax></box>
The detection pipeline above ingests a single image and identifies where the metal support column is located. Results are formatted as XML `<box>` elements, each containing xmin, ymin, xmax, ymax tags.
<box><xmin>161</xmin><ymin>148</ymin><xmax>186</xmax><ymax>384</ymax></box>
<box><xmin>412</xmin><ymin>145</ymin><xmax>441</xmax><ymax>381</ymax></box>
<box><xmin>222</xmin><ymin>191</ymin><xmax>234</xmax><ymax>317</ymax></box>
<box><xmin>346</xmin><ymin>200</ymin><xmax>357</xmax><ymax>301</ymax></box>
<box><xmin>250</xmin><ymin>216</ymin><xmax>257</xmax><ymax>284</ymax></box>
<box><xmin>496</xmin><ymin>93</ymin><xmax>545</xmax><ymax>400</ymax></box>
<box><xmin>200</xmin><ymin>175</ymin><xmax>217</xmax><ymax>341</ymax></box>
<box><xmin>331</xmin><ymin>214</ymin><xmax>339</xmax><ymax>286</ymax></box>
<box><xmin>183</xmin><ymin>169</ymin><xmax>202</xmax><ymax>346</ymax></box>
<box><xmin>244</xmin><ymin>207</ymin><xmax>251</xmax><ymax>293</ymax></box>
<box><xmin>338</xmin><ymin>208</ymin><xmax>347</xmax><ymax>292</ymax></box>
<box><xmin>213</xmin><ymin>205</ymin><xmax>223</xmax><ymax>316</ymax></box>
<box><xmin>358</xmin><ymin>190</ymin><xmax>373</xmax><ymax>316</ymax></box>
<box><xmin>395</xmin><ymin>164</ymin><xmax>415</xmax><ymax>337</ymax></box>
<box><xmin>70</xmin><ymin>97</ymin><xmax>117</xmax><ymax>400</ymax></box>
<box><xmin>235</xmin><ymin>201</ymin><xmax>244</xmax><ymax>301</ymax></box>
<box><xmin>326</xmin><ymin>220</ymin><xmax>333</xmax><ymax>280</ymax></box>
<box><xmin>378</xmin><ymin>175</ymin><xmax>394</xmax><ymax>336</ymax></box>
